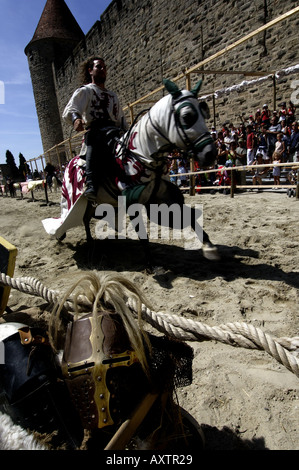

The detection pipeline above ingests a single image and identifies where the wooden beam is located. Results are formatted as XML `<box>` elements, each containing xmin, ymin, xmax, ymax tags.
<box><xmin>191</xmin><ymin>69</ymin><xmax>272</xmax><ymax>77</ymax></box>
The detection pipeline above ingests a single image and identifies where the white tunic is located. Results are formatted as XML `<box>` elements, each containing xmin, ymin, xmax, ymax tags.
<box><xmin>62</xmin><ymin>83</ymin><xmax>126</xmax><ymax>128</ymax></box>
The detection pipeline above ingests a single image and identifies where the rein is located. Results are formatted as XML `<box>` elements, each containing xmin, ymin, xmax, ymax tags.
<box><xmin>147</xmin><ymin>94</ymin><xmax>213</xmax><ymax>157</ymax></box>
<box><xmin>117</xmin><ymin>91</ymin><xmax>213</xmax><ymax>174</ymax></box>
<box><xmin>171</xmin><ymin>94</ymin><xmax>212</xmax><ymax>153</ymax></box>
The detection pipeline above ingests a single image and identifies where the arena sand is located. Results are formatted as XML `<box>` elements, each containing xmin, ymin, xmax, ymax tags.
<box><xmin>0</xmin><ymin>188</ymin><xmax>298</xmax><ymax>450</ymax></box>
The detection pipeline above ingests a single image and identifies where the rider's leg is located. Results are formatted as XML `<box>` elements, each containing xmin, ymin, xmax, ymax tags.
<box><xmin>84</xmin><ymin>127</ymin><xmax>102</xmax><ymax>201</ymax></box>
<box><xmin>84</xmin><ymin>144</ymin><xmax>97</xmax><ymax>201</ymax></box>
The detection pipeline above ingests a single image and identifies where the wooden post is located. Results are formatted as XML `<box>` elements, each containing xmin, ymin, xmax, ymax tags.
<box><xmin>44</xmin><ymin>181</ymin><xmax>49</xmax><ymax>204</ymax></box>
<box><xmin>185</xmin><ymin>73</ymin><xmax>191</xmax><ymax>91</ymax></box>
<box><xmin>129</xmin><ymin>104</ymin><xmax>134</xmax><ymax>124</ymax></box>
<box><xmin>213</xmin><ymin>94</ymin><xmax>216</xmax><ymax>129</ymax></box>
<box><xmin>230</xmin><ymin>169</ymin><xmax>235</xmax><ymax>198</ymax></box>
<box><xmin>273</xmin><ymin>74</ymin><xmax>277</xmax><ymax>112</ymax></box>
<box><xmin>189</xmin><ymin>158</ymin><xmax>195</xmax><ymax>196</ymax></box>
<box><xmin>68</xmin><ymin>138</ymin><xmax>73</xmax><ymax>161</ymax></box>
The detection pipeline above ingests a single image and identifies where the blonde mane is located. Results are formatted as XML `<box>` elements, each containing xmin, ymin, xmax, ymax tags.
<box><xmin>49</xmin><ymin>272</ymin><xmax>152</xmax><ymax>373</ymax></box>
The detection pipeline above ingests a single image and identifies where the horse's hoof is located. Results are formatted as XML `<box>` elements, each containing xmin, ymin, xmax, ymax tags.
<box><xmin>58</xmin><ymin>233</ymin><xmax>66</xmax><ymax>241</ymax></box>
<box><xmin>202</xmin><ymin>243</ymin><xmax>220</xmax><ymax>261</ymax></box>
<box><xmin>146</xmin><ymin>265</ymin><xmax>167</xmax><ymax>275</ymax></box>
<box><xmin>152</xmin><ymin>266</ymin><xmax>167</xmax><ymax>275</ymax></box>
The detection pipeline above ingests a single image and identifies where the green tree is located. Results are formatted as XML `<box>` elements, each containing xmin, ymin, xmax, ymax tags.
<box><xmin>6</xmin><ymin>150</ymin><xmax>20</xmax><ymax>179</ymax></box>
<box><xmin>19</xmin><ymin>153</ymin><xmax>29</xmax><ymax>179</ymax></box>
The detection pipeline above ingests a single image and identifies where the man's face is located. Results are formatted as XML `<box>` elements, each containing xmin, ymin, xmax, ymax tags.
<box><xmin>89</xmin><ymin>59</ymin><xmax>107</xmax><ymax>85</ymax></box>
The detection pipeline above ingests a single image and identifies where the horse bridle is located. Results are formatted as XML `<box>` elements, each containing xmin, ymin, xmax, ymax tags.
<box><xmin>148</xmin><ymin>93</ymin><xmax>213</xmax><ymax>156</ymax></box>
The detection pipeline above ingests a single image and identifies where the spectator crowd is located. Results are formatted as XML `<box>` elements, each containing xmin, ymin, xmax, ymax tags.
<box><xmin>169</xmin><ymin>99</ymin><xmax>299</xmax><ymax>189</ymax></box>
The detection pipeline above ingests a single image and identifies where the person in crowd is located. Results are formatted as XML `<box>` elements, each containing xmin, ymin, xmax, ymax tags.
<box><xmin>177</xmin><ymin>161</ymin><xmax>188</xmax><ymax>187</ymax></box>
<box><xmin>281</xmin><ymin>117</ymin><xmax>291</xmax><ymax>137</ymax></box>
<box><xmin>261</xmin><ymin>104</ymin><xmax>271</xmax><ymax>128</ymax></box>
<box><xmin>272</xmin><ymin>150</ymin><xmax>281</xmax><ymax>188</ymax></box>
<box><xmin>273</xmin><ymin>133</ymin><xmax>285</xmax><ymax>161</ymax></box>
<box><xmin>226</xmin><ymin>141</ymin><xmax>236</xmax><ymax>167</ymax></box>
<box><xmin>289</xmin><ymin>121</ymin><xmax>299</xmax><ymax>162</ymax></box>
<box><xmin>266</xmin><ymin>116</ymin><xmax>281</xmax><ymax>161</ymax></box>
<box><xmin>252</xmin><ymin>154</ymin><xmax>268</xmax><ymax>186</ymax></box>
<box><xmin>255</xmin><ymin>109</ymin><xmax>262</xmax><ymax>126</ymax></box>
<box><xmin>235</xmin><ymin>138</ymin><xmax>247</xmax><ymax>185</ymax></box>
<box><xmin>224</xmin><ymin>129</ymin><xmax>234</xmax><ymax>150</ymax></box>
<box><xmin>287</xmin><ymin>101</ymin><xmax>296</xmax><ymax>126</ymax></box>
<box><xmin>216</xmin><ymin>131</ymin><xmax>225</xmax><ymax>150</ymax></box>
<box><xmin>248</xmin><ymin>115</ymin><xmax>256</xmax><ymax>128</ymax></box>
<box><xmin>257</xmin><ymin>124</ymin><xmax>269</xmax><ymax>164</ymax></box>
<box><xmin>217</xmin><ymin>143</ymin><xmax>227</xmax><ymax>166</ymax></box>
<box><xmin>246</xmin><ymin>125</ymin><xmax>256</xmax><ymax>166</ymax></box>
<box><xmin>211</xmin><ymin>126</ymin><xmax>217</xmax><ymax>140</ymax></box>
<box><xmin>278</xmin><ymin>102</ymin><xmax>287</xmax><ymax>122</ymax></box>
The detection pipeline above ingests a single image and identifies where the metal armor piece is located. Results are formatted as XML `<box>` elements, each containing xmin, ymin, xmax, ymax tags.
<box><xmin>0</xmin><ymin>325</ymin><xmax>83</xmax><ymax>449</ymax></box>
<box><xmin>61</xmin><ymin>311</ymin><xmax>149</xmax><ymax>430</ymax></box>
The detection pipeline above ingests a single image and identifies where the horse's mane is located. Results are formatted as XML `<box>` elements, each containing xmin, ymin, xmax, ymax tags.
<box><xmin>48</xmin><ymin>272</ymin><xmax>152</xmax><ymax>374</ymax></box>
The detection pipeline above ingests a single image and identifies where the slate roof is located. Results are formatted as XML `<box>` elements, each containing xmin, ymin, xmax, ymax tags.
<box><xmin>26</xmin><ymin>0</ymin><xmax>84</xmax><ymax>48</ymax></box>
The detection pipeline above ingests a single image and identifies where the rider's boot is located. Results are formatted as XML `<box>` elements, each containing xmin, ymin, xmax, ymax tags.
<box><xmin>84</xmin><ymin>147</ymin><xmax>97</xmax><ymax>201</ymax></box>
<box><xmin>84</xmin><ymin>181</ymin><xmax>97</xmax><ymax>201</ymax></box>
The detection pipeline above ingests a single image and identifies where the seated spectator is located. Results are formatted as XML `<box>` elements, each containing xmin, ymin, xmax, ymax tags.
<box><xmin>217</xmin><ymin>143</ymin><xmax>227</xmax><ymax>166</ymax></box>
<box><xmin>252</xmin><ymin>154</ymin><xmax>268</xmax><ymax>185</ymax></box>
<box><xmin>177</xmin><ymin>161</ymin><xmax>188</xmax><ymax>187</ymax></box>
<box><xmin>226</xmin><ymin>141</ymin><xmax>236</xmax><ymax>167</ymax></box>
<box><xmin>257</xmin><ymin>125</ymin><xmax>269</xmax><ymax>163</ymax></box>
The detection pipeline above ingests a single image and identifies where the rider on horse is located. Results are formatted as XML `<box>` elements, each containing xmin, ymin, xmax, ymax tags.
<box><xmin>62</xmin><ymin>57</ymin><xmax>127</xmax><ymax>201</ymax></box>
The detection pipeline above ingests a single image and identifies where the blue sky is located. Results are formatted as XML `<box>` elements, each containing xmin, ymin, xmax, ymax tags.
<box><xmin>0</xmin><ymin>0</ymin><xmax>112</xmax><ymax>168</ymax></box>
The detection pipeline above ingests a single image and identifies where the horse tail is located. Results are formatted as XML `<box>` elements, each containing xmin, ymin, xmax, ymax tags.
<box><xmin>49</xmin><ymin>272</ymin><xmax>152</xmax><ymax>375</ymax></box>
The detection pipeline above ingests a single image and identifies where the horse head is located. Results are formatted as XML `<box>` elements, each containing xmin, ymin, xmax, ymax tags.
<box><xmin>162</xmin><ymin>79</ymin><xmax>217</xmax><ymax>168</ymax></box>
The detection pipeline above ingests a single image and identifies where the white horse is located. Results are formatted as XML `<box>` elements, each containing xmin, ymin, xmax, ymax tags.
<box><xmin>43</xmin><ymin>79</ymin><xmax>219</xmax><ymax>265</ymax></box>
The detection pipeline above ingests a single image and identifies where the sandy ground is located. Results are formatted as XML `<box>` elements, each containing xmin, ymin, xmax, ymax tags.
<box><xmin>0</xmin><ymin>186</ymin><xmax>298</xmax><ymax>451</ymax></box>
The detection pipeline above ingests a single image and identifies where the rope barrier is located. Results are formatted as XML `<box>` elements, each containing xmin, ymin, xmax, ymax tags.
<box><xmin>0</xmin><ymin>272</ymin><xmax>298</xmax><ymax>378</ymax></box>
<box><xmin>126</xmin><ymin>298</ymin><xmax>299</xmax><ymax>378</ymax></box>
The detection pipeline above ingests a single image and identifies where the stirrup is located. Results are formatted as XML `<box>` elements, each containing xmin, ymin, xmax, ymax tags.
<box><xmin>84</xmin><ymin>186</ymin><xmax>97</xmax><ymax>201</ymax></box>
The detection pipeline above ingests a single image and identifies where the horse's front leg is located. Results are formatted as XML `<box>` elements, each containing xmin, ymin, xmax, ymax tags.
<box><xmin>202</xmin><ymin>229</ymin><xmax>220</xmax><ymax>261</ymax></box>
<box><xmin>127</xmin><ymin>214</ymin><xmax>155</xmax><ymax>272</ymax></box>
<box><xmin>83</xmin><ymin>202</ymin><xmax>95</xmax><ymax>243</ymax></box>
<box><xmin>189</xmin><ymin>206</ymin><xmax>220</xmax><ymax>261</ymax></box>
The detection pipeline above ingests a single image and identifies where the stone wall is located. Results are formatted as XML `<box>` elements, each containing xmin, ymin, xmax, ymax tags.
<box><xmin>55</xmin><ymin>0</ymin><xmax>299</xmax><ymax>143</ymax></box>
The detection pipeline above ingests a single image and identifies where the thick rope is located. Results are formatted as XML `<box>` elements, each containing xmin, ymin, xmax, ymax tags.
<box><xmin>1</xmin><ymin>272</ymin><xmax>298</xmax><ymax>378</ymax></box>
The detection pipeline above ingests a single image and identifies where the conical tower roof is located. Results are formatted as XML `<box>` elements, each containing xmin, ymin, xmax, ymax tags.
<box><xmin>26</xmin><ymin>0</ymin><xmax>84</xmax><ymax>49</ymax></box>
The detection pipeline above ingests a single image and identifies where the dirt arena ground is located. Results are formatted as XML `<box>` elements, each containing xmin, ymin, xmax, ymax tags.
<box><xmin>0</xmin><ymin>187</ymin><xmax>298</xmax><ymax>450</ymax></box>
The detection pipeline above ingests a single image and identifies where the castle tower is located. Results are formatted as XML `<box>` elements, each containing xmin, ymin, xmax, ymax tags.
<box><xmin>25</xmin><ymin>0</ymin><xmax>84</xmax><ymax>163</ymax></box>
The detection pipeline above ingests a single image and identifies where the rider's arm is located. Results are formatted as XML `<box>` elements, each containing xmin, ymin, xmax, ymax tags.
<box><xmin>62</xmin><ymin>87</ymin><xmax>89</xmax><ymax>130</ymax></box>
